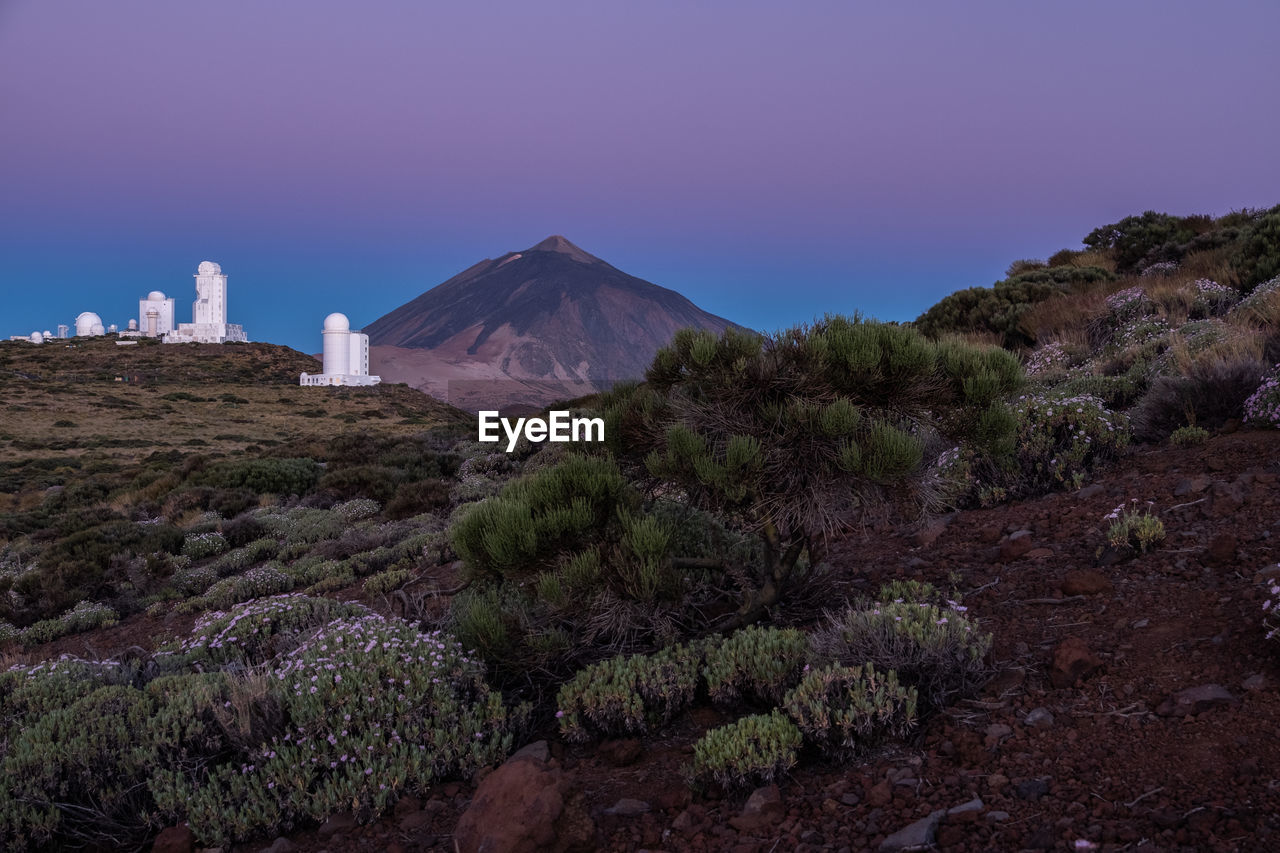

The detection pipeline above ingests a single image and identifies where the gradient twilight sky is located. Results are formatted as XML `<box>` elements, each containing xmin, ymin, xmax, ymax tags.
<box><xmin>2</xmin><ymin>1</ymin><xmax>1278</xmax><ymax>352</ymax></box>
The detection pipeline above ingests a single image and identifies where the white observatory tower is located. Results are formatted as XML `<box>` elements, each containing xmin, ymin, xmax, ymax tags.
<box><xmin>300</xmin><ymin>313</ymin><xmax>381</xmax><ymax>387</ymax></box>
<box><xmin>163</xmin><ymin>261</ymin><xmax>248</xmax><ymax>343</ymax></box>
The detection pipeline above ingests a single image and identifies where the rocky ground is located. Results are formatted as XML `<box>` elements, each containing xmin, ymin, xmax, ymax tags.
<box><xmin>58</xmin><ymin>430</ymin><xmax>1280</xmax><ymax>852</ymax></box>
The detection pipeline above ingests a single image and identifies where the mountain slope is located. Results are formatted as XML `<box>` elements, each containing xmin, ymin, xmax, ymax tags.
<box><xmin>365</xmin><ymin>236</ymin><xmax>746</xmax><ymax>410</ymax></box>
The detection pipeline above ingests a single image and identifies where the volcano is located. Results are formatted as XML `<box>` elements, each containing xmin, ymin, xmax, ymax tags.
<box><xmin>365</xmin><ymin>236</ymin><xmax>746</xmax><ymax>411</ymax></box>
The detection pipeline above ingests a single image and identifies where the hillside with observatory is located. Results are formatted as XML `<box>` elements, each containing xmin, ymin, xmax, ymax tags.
<box><xmin>0</xmin><ymin>204</ymin><xmax>1279</xmax><ymax>851</ymax></box>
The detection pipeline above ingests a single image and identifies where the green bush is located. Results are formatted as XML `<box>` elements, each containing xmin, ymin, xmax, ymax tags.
<box><xmin>1169</xmin><ymin>425</ymin><xmax>1210</xmax><ymax>446</ymax></box>
<box><xmin>1083</xmin><ymin>210</ymin><xmax>1207</xmax><ymax>274</ymax></box>
<box><xmin>195</xmin><ymin>457</ymin><xmax>320</xmax><ymax>497</ymax></box>
<box><xmin>556</xmin><ymin>642</ymin><xmax>703</xmax><ymax>743</ymax></box>
<box><xmin>701</xmin><ymin>625</ymin><xmax>808</xmax><ymax>707</ymax></box>
<box><xmin>182</xmin><ymin>531</ymin><xmax>229</xmax><ymax>559</ymax></box>
<box><xmin>0</xmin><ymin>686</ymin><xmax>160</xmax><ymax>848</ymax></box>
<box><xmin>810</xmin><ymin>596</ymin><xmax>990</xmax><ymax>714</ymax></box>
<box><xmin>1005</xmin><ymin>392</ymin><xmax>1130</xmax><ymax>493</ymax></box>
<box><xmin>451</xmin><ymin>454</ymin><xmax>628</xmax><ymax>579</ymax></box>
<box><xmin>20</xmin><ymin>600</ymin><xmax>118</xmax><ymax>646</ymax></box>
<box><xmin>1104</xmin><ymin>502</ymin><xmax>1165</xmax><ymax>553</ymax></box>
<box><xmin>782</xmin><ymin>662</ymin><xmax>918</xmax><ymax>760</ymax></box>
<box><xmin>363</xmin><ymin>568</ymin><xmax>411</xmax><ymax>596</ymax></box>
<box><xmin>1232</xmin><ymin>206</ymin><xmax>1280</xmax><ymax>290</ymax></box>
<box><xmin>190</xmin><ymin>564</ymin><xmax>294</xmax><ymax>612</ymax></box>
<box><xmin>914</xmin><ymin>266</ymin><xmax>1114</xmax><ymax>345</ymax></box>
<box><xmin>690</xmin><ymin>711</ymin><xmax>801</xmax><ymax>792</ymax></box>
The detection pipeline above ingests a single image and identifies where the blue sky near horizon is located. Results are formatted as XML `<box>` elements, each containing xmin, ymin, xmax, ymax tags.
<box><xmin>2</xmin><ymin>1</ymin><xmax>1278</xmax><ymax>352</ymax></box>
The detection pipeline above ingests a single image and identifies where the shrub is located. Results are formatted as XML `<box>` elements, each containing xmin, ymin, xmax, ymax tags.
<box><xmin>1262</xmin><ymin>575</ymin><xmax>1280</xmax><ymax>641</ymax></box>
<box><xmin>810</xmin><ymin>595</ymin><xmax>990</xmax><ymax>714</ymax></box>
<box><xmin>701</xmin><ymin>625</ymin><xmax>808</xmax><ymax>707</ymax></box>
<box><xmin>1232</xmin><ymin>206</ymin><xmax>1280</xmax><ymax>290</ymax></box>
<box><xmin>1169</xmin><ymin>425</ymin><xmax>1210</xmax><ymax>446</ymax></box>
<box><xmin>1083</xmin><ymin>210</ymin><xmax>1206</xmax><ymax>274</ymax></box>
<box><xmin>20</xmin><ymin>599</ymin><xmax>119</xmax><ymax>646</ymax></box>
<box><xmin>689</xmin><ymin>711</ymin><xmax>801</xmax><ymax>792</ymax></box>
<box><xmin>195</xmin><ymin>457</ymin><xmax>320</xmax><ymax>497</ymax></box>
<box><xmin>556</xmin><ymin>643</ymin><xmax>703</xmax><ymax>743</ymax></box>
<box><xmin>172</xmin><ymin>615</ymin><xmax>524</xmax><ymax>845</ymax></box>
<box><xmin>782</xmin><ymin>662</ymin><xmax>918</xmax><ymax>760</ymax></box>
<box><xmin>172</xmin><ymin>593</ymin><xmax>371</xmax><ymax>667</ymax></box>
<box><xmin>1001</xmin><ymin>393</ymin><xmax>1130</xmax><ymax>494</ymax></box>
<box><xmin>915</xmin><ymin>266</ymin><xmax>1114</xmax><ymax>346</ymax></box>
<box><xmin>191</xmin><ymin>564</ymin><xmax>294</xmax><ymax>612</ymax></box>
<box><xmin>607</xmin><ymin>317</ymin><xmax>1023</xmax><ymax>625</ymax></box>
<box><xmin>173</xmin><ymin>563</ymin><xmax>217</xmax><ymax>597</ymax></box>
<box><xmin>1244</xmin><ymin>364</ymin><xmax>1280</xmax><ymax>428</ymax></box>
<box><xmin>451</xmin><ymin>454</ymin><xmax>628</xmax><ymax>579</ymax></box>
<box><xmin>182</xmin><ymin>531</ymin><xmax>229</xmax><ymax>560</ymax></box>
<box><xmin>0</xmin><ymin>686</ymin><xmax>160</xmax><ymax>848</ymax></box>
<box><xmin>1103</xmin><ymin>502</ymin><xmax>1165</xmax><ymax>553</ymax></box>
<box><xmin>363</xmin><ymin>568</ymin><xmax>411</xmax><ymax>596</ymax></box>
<box><xmin>1131</xmin><ymin>357</ymin><xmax>1266</xmax><ymax>441</ymax></box>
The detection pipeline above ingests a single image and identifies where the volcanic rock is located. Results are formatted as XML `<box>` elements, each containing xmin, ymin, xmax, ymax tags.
<box><xmin>453</xmin><ymin>756</ymin><xmax>594</xmax><ymax>853</ymax></box>
<box><xmin>1155</xmin><ymin>684</ymin><xmax>1238</xmax><ymax>717</ymax></box>
<box><xmin>1050</xmin><ymin>637</ymin><xmax>1104</xmax><ymax>688</ymax></box>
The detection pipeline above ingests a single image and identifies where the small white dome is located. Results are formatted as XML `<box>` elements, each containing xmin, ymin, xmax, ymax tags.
<box><xmin>197</xmin><ymin>261</ymin><xmax>221</xmax><ymax>275</ymax></box>
<box><xmin>323</xmin><ymin>312</ymin><xmax>351</xmax><ymax>332</ymax></box>
<box><xmin>30</xmin><ymin>332</ymin><xmax>44</xmax><ymax>344</ymax></box>
<box><xmin>147</xmin><ymin>290</ymin><xmax>166</xmax><ymax>301</ymax></box>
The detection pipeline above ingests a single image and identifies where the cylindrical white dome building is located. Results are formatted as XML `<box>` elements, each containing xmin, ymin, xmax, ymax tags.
<box><xmin>75</xmin><ymin>312</ymin><xmax>103</xmax><ymax>337</ymax></box>
<box><xmin>322</xmin><ymin>312</ymin><xmax>351</xmax><ymax>376</ymax></box>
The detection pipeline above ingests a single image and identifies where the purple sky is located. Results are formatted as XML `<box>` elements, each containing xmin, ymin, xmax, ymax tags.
<box><xmin>3</xmin><ymin>1</ymin><xmax>1278</xmax><ymax>351</ymax></box>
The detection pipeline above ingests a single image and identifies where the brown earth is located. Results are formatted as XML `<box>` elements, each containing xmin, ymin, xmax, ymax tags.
<box><xmin>15</xmin><ymin>431</ymin><xmax>1280</xmax><ymax>853</ymax></box>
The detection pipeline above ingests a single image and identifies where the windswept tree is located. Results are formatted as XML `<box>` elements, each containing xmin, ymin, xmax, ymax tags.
<box><xmin>601</xmin><ymin>315</ymin><xmax>1023</xmax><ymax>626</ymax></box>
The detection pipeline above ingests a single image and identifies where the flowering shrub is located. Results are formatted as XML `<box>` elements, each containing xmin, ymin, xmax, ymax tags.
<box><xmin>701</xmin><ymin>625</ymin><xmax>809</xmax><ymax>707</ymax></box>
<box><xmin>173</xmin><ymin>593</ymin><xmax>370</xmax><ymax>667</ymax></box>
<box><xmin>0</xmin><ymin>619</ymin><xmax>18</xmax><ymax>647</ymax></box>
<box><xmin>1244</xmin><ymin>365</ymin><xmax>1280</xmax><ymax>428</ymax></box>
<box><xmin>690</xmin><ymin>711</ymin><xmax>801</xmax><ymax>791</ymax></box>
<box><xmin>211</xmin><ymin>537</ymin><xmax>280</xmax><ymax>576</ymax></box>
<box><xmin>171</xmin><ymin>613</ymin><xmax>524</xmax><ymax>844</ymax></box>
<box><xmin>182</xmin><ymin>531</ymin><xmax>229</xmax><ymax>560</ymax></box>
<box><xmin>191</xmin><ymin>564</ymin><xmax>295</xmax><ymax>612</ymax></box>
<box><xmin>810</xmin><ymin>595</ymin><xmax>990</xmax><ymax>714</ymax></box>
<box><xmin>173</xmin><ymin>563</ymin><xmax>218</xmax><ymax>597</ymax></box>
<box><xmin>1025</xmin><ymin>342</ymin><xmax>1082</xmax><ymax>377</ymax></box>
<box><xmin>1104</xmin><ymin>501</ymin><xmax>1165</xmax><ymax>553</ymax></box>
<box><xmin>1191</xmin><ymin>279</ymin><xmax>1240</xmax><ymax>315</ymax></box>
<box><xmin>1007</xmin><ymin>393</ymin><xmax>1130</xmax><ymax>493</ymax></box>
<box><xmin>333</xmin><ymin>498</ymin><xmax>381</xmax><ymax>522</ymax></box>
<box><xmin>1261</xmin><ymin>576</ymin><xmax>1280</xmax><ymax>641</ymax></box>
<box><xmin>1106</xmin><ymin>286</ymin><xmax>1155</xmax><ymax>322</ymax></box>
<box><xmin>20</xmin><ymin>600</ymin><xmax>119</xmax><ymax>646</ymax></box>
<box><xmin>1169</xmin><ymin>425</ymin><xmax>1210</xmax><ymax>446</ymax></box>
<box><xmin>555</xmin><ymin>642</ymin><xmax>702</xmax><ymax>743</ymax></box>
<box><xmin>781</xmin><ymin>662</ymin><xmax>917</xmax><ymax>760</ymax></box>
<box><xmin>1139</xmin><ymin>261</ymin><xmax>1179</xmax><ymax>278</ymax></box>
<box><xmin>1229</xmin><ymin>274</ymin><xmax>1280</xmax><ymax>322</ymax></box>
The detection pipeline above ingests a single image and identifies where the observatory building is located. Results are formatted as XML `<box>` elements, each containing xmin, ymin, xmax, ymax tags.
<box><xmin>138</xmin><ymin>291</ymin><xmax>176</xmax><ymax>337</ymax></box>
<box><xmin>299</xmin><ymin>313</ymin><xmax>381</xmax><ymax>387</ymax></box>
<box><xmin>163</xmin><ymin>262</ymin><xmax>248</xmax><ymax>344</ymax></box>
<box><xmin>74</xmin><ymin>312</ymin><xmax>106</xmax><ymax>337</ymax></box>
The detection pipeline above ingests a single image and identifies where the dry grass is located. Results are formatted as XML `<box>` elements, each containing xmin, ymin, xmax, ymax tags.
<box><xmin>1164</xmin><ymin>327</ymin><xmax>1265</xmax><ymax>377</ymax></box>
<box><xmin>1020</xmin><ymin>286</ymin><xmax>1111</xmax><ymax>345</ymax></box>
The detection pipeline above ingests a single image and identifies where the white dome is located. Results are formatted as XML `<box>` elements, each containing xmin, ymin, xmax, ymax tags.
<box><xmin>197</xmin><ymin>261</ymin><xmax>221</xmax><ymax>275</ymax></box>
<box><xmin>30</xmin><ymin>332</ymin><xmax>44</xmax><ymax>344</ymax></box>
<box><xmin>147</xmin><ymin>290</ymin><xmax>166</xmax><ymax>301</ymax></box>
<box><xmin>75</xmin><ymin>312</ymin><xmax>103</xmax><ymax>336</ymax></box>
<box><xmin>323</xmin><ymin>312</ymin><xmax>351</xmax><ymax>332</ymax></box>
